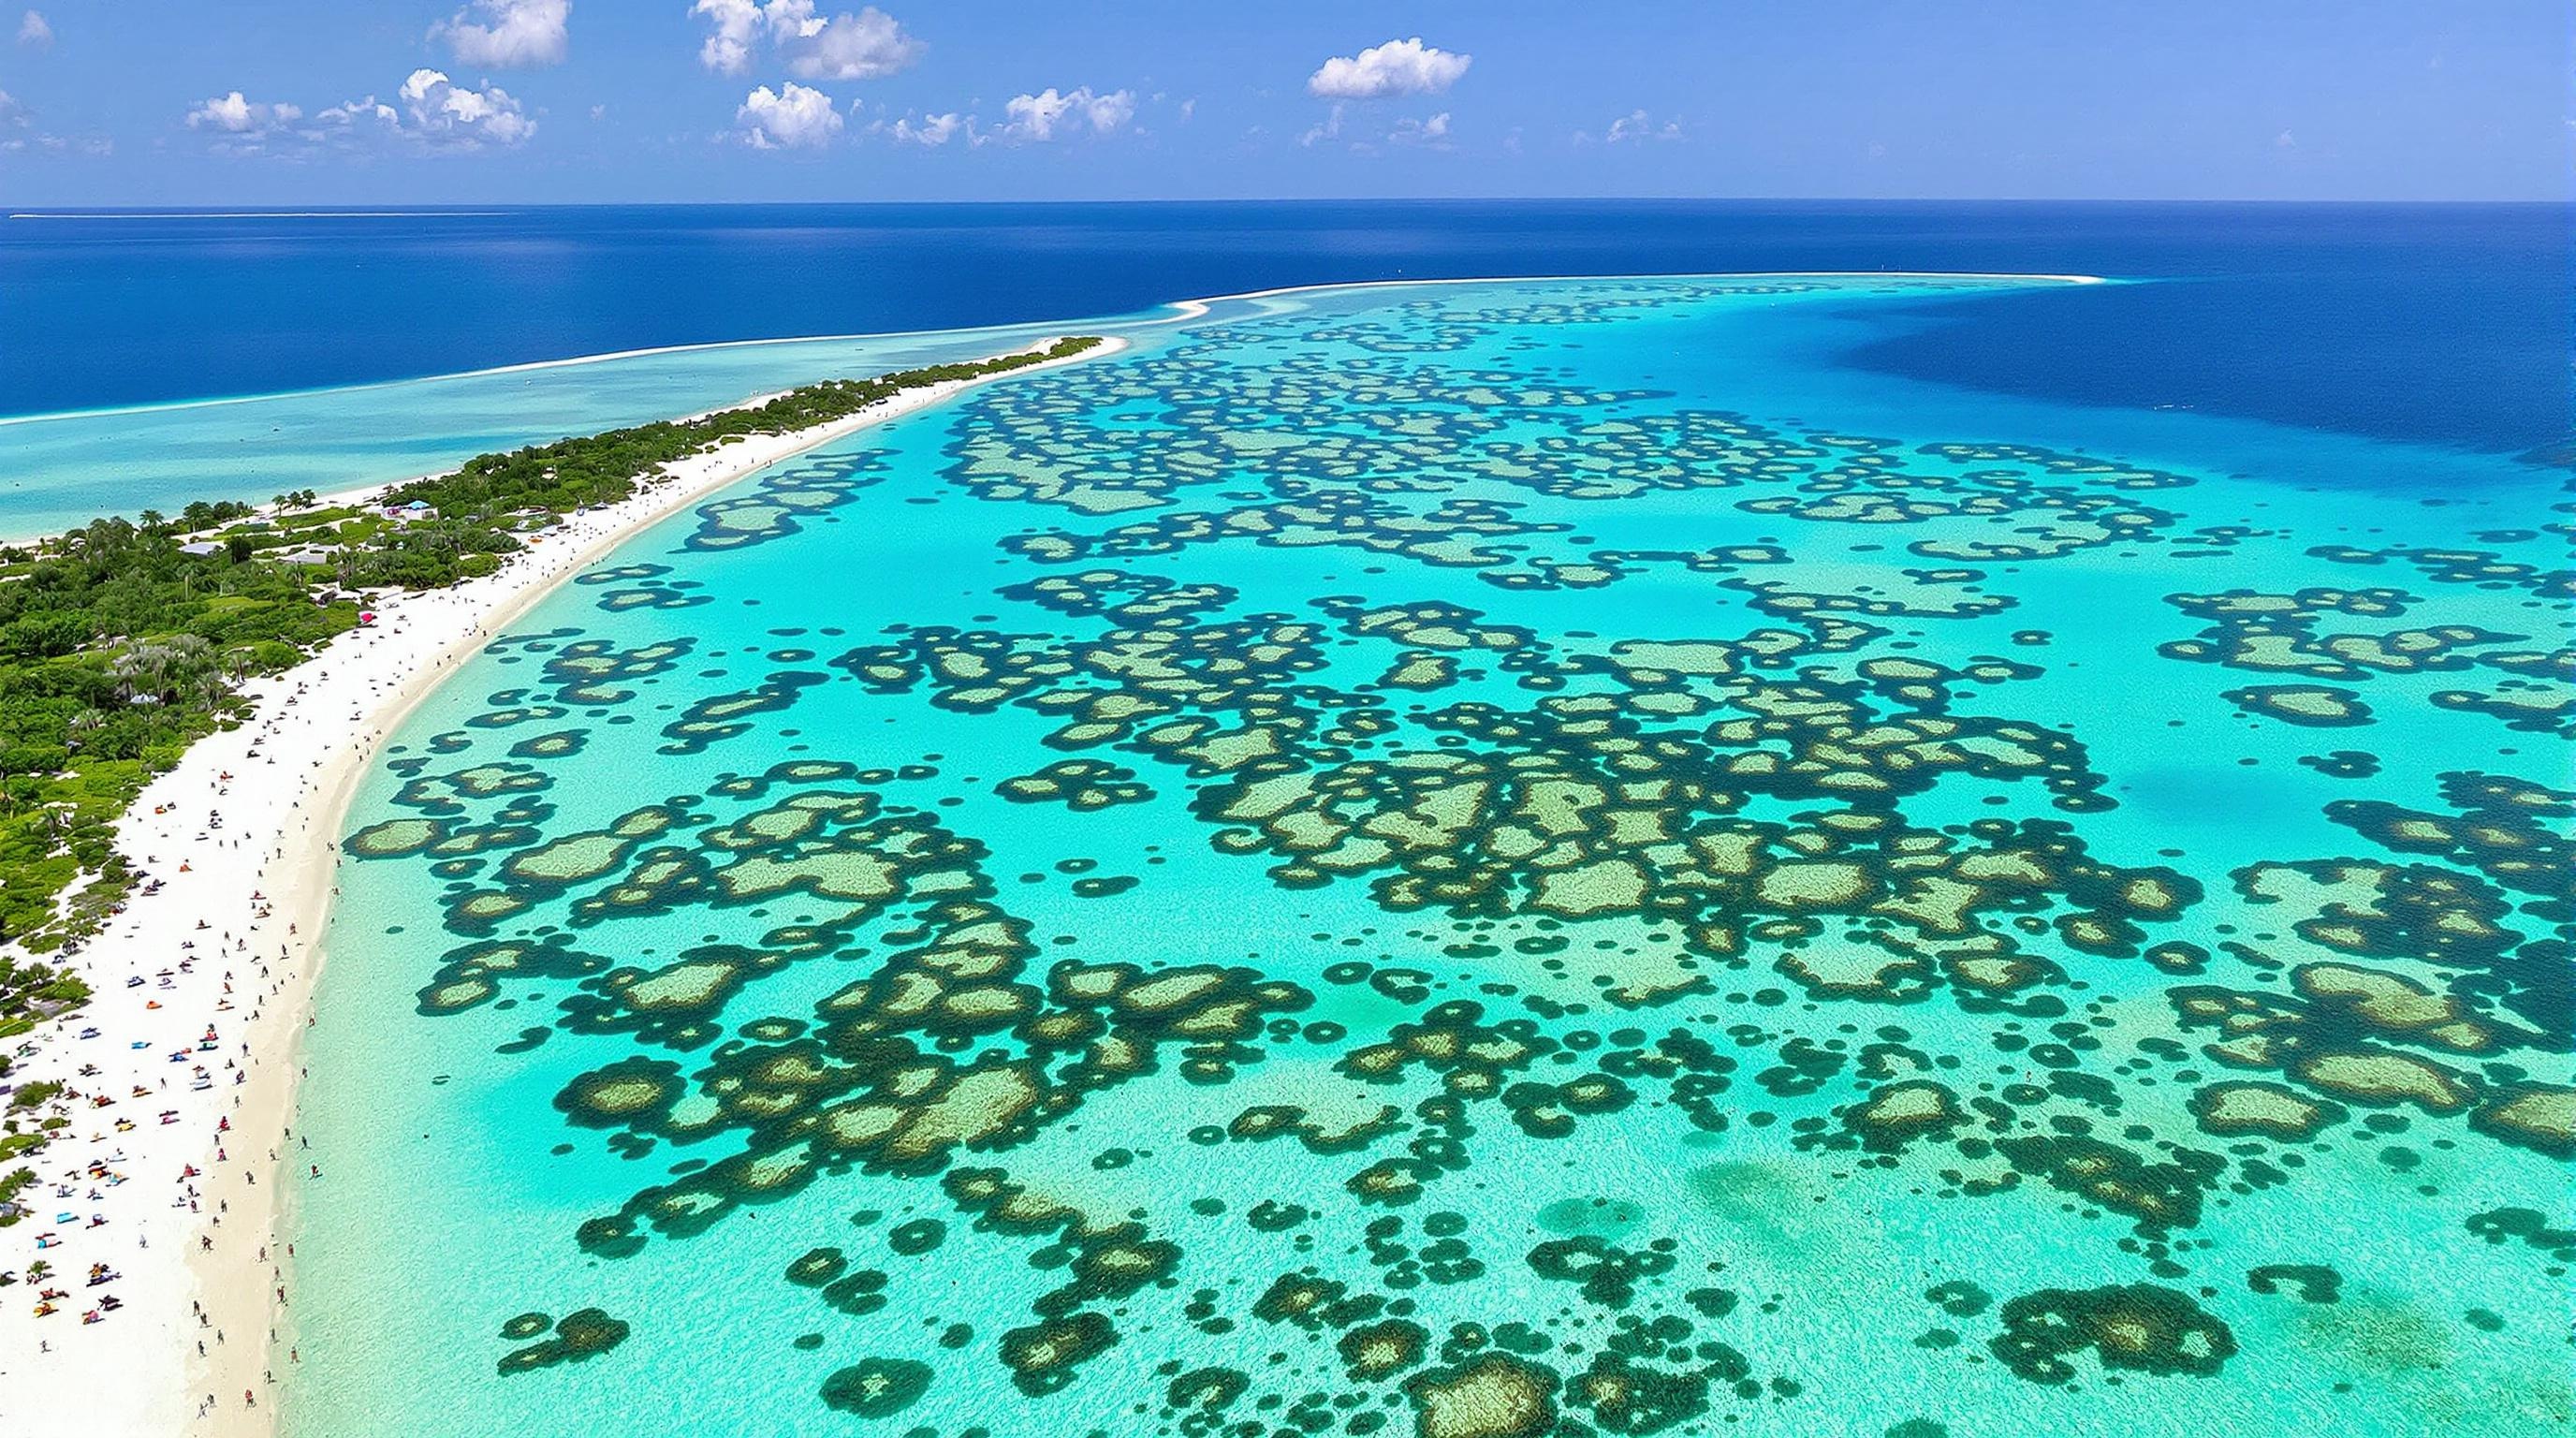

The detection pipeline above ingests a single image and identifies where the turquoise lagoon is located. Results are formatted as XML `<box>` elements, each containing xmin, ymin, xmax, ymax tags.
<box><xmin>0</xmin><ymin>318</ymin><xmax>1111</xmax><ymax>540</ymax></box>
<box><xmin>281</xmin><ymin>277</ymin><xmax>2570</xmax><ymax>1437</ymax></box>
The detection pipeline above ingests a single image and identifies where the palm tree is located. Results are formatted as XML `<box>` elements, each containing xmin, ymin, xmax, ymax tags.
<box><xmin>111</xmin><ymin>635</ymin><xmax>212</xmax><ymax>705</ymax></box>
<box><xmin>110</xmin><ymin>647</ymin><xmax>166</xmax><ymax>703</ymax></box>
<box><xmin>64</xmin><ymin>710</ymin><xmax>106</xmax><ymax>754</ymax></box>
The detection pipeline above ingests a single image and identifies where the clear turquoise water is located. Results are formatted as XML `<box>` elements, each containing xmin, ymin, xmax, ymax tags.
<box><xmin>0</xmin><ymin>317</ymin><xmax>1118</xmax><ymax>539</ymax></box>
<box><xmin>284</xmin><ymin>277</ymin><xmax>2570</xmax><ymax>1438</ymax></box>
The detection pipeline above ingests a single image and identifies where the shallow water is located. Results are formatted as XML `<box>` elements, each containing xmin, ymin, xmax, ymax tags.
<box><xmin>0</xmin><ymin>319</ymin><xmax>1102</xmax><ymax>540</ymax></box>
<box><xmin>285</xmin><ymin>276</ymin><xmax>2571</xmax><ymax>1438</ymax></box>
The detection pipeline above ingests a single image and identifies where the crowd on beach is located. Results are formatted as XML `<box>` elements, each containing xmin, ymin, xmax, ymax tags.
<box><xmin>0</xmin><ymin>566</ymin><xmax>512</xmax><ymax>1430</ymax></box>
<box><xmin>0</xmin><ymin>621</ymin><xmax>412</xmax><ymax>1418</ymax></box>
<box><xmin>0</xmin><ymin>340</ymin><xmax>1111</xmax><ymax>1434</ymax></box>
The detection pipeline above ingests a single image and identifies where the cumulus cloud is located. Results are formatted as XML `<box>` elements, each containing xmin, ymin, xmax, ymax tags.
<box><xmin>435</xmin><ymin>0</ymin><xmax>570</xmax><ymax>68</ymax></box>
<box><xmin>794</xmin><ymin>5</ymin><xmax>916</xmax><ymax>79</ymax></box>
<box><xmin>998</xmin><ymin>85</ymin><xmax>1134</xmax><ymax>142</ymax></box>
<box><xmin>737</xmin><ymin>80</ymin><xmax>842</xmax><ymax>148</ymax></box>
<box><xmin>16</xmin><ymin>8</ymin><xmax>49</xmax><ymax>48</ymax></box>
<box><xmin>183</xmin><ymin>72</ymin><xmax>525</xmax><ymax>155</ymax></box>
<box><xmin>185</xmin><ymin>90</ymin><xmax>301</xmax><ymax>135</ymax></box>
<box><xmin>1603</xmin><ymin>110</ymin><xmax>1681</xmax><ymax>144</ymax></box>
<box><xmin>1306</xmin><ymin>37</ymin><xmax>1469</xmax><ymax>100</ymax></box>
<box><xmin>694</xmin><ymin>0</ymin><xmax>763</xmax><ymax>73</ymax></box>
<box><xmin>181</xmin><ymin>71</ymin><xmax>534</xmax><ymax>156</ymax></box>
<box><xmin>0</xmin><ymin>87</ymin><xmax>25</xmax><ymax>124</ymax></box>
<box><xmin>693</xmin><ymin>1</ymin><xmax>920</xmax><ymax>81</ymax></box>
<box><xmin>183</xmin><ymin>90</ymin><xmax>321</xmax><ymax>155</ymax></box>
<box><xmin>398</xmin><ymin>67</ymin><xmax>536</xmax><ymax>146</ymax></box>
<box><xmin>873</xmin><ymin>109</ymin><xmax>963</xmax><ymax>146</ymax></box>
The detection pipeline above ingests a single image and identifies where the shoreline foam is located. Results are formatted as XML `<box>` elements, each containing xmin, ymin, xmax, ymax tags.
<box><xmin>0</xmin><ymin>334</ymin><xmax>1123</xmax><ymax>1438</ymax></box>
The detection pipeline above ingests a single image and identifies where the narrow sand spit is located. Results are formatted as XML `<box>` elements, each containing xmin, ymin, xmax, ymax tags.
<box><xmin>0</xmin><ymin>335</ymin><xmax>1121</xmax><ymax>1437</ymax></box>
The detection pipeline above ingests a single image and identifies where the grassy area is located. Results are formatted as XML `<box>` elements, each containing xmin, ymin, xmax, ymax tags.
<box><xmin>0</xmin><ymin>337</ymin><xmax>1101</xmax><ymax>1093</ymax></box>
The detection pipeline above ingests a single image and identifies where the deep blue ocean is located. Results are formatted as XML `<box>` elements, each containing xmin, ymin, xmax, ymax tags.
<box><xmin>5</xmin><ymin>200</ymin><xmax>2567</xmax><ymax>458</ymax></box>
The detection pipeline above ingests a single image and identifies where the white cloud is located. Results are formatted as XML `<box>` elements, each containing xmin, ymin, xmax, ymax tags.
<box><xmin>183</xmin><ymin>91</ymin><xmax>317</xmax><ymax>155</ymax></box>
<box><xmin>695</xmin><ymin>0</ymin><xmax>759</xmax><ymax>73</ymax></box>
<box><xmin>182</xmin><ymin>72</ymin><xmax>534</xmax><ymax>156</ymax></box>
<box><xmin>1387</xmin><ymin>111</ymin><xmax>1451</xmax><ymax>148</ymax></box>
<box><xmin>314</xmin><ymin>96</ymin><xmax>402</xmax><ymax>137</ymax></box>
<box><xmin>1307</xmin><ymin>37</ymin><xmax>1469</xmax><ymax>100</ymax></box>
<box><xmin>693</xmin><ymin>1</ymin><xmax>920</xmax><ymax>81</ymax></box>
<box><xmin>398</xmin><ymin>68</ymin><xmax>537</xmax><ymax>146</ymax></box>
<box><xmin>0</xmin><ymin>85</ymin><xmax>105</xmax><ymax>154</ymax></box>
<box><xmin>873</xmin><ymin>109</ymin><xmax>963</xmax><ymax>146</ymax></box>
<box><xmin>16</xmin><ymin>8</ymin><xmax>50</xmax><ymax>48</ymax></box>
<box><xmin>736</xmin><ymin>80</ymin><xmax>842</xmax><ymax>148</ymax></box>
<box><xmin>1302</xmin><ymin>104</ymin><xmax>1449</xmax><ymax>153</ymax></box>
<box><xmin>1604</xmin><ymin>110</ymin><xmax>1681</xmax><ymax>144</ymax></box>
<box><xmin>998</xmin><ymin>85</ymin><xmax>1134</xmax><ymax>142</ymax></box>
<box><xmin>795</xmin><ymin>5</ymin><xmax>916</xmax><ymax>79</ymax></box>
<box><xmin>2</xmin><ymin>130</ymin><xmax>110</xmax><ymax>155</ymax></box>
<box><xmin>435</xmin><ymin>0</ymin><xmax>570</xmax><ymax>68</ymax></box>
<box><xmin>185</xmin><ymin>91</ymin><xmax>301</xmax><ymax>135</ymax></box>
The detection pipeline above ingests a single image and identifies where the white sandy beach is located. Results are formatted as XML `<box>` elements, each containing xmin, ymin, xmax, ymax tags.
<box><xmin>0</xmin><ymin>334</ymin><xmax>1120</xmax><ymax>1437</ymax></box>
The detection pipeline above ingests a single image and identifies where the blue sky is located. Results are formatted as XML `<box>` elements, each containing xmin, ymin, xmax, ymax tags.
<box><xmin>0</xmin><ymin>1</ymin><xmax>2564</xmax><ymax>205</ymax></box>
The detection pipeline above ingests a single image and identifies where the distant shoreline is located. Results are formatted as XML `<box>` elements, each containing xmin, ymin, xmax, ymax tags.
<box><xmin>0</xmin><ymin>271</ymin><xmax>2100</xmax><ymax>433</ymax></box>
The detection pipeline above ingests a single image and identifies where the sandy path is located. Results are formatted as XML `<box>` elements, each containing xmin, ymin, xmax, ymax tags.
<box><xmin>0</xmin><ymin>335</ymin><xmax>1120</xmax><ymax>1437</ymax></box>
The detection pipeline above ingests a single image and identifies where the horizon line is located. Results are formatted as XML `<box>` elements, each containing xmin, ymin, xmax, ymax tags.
<box><xmin>9</xmin><ymin>195</ymin><xmax>2569</xmax><ymax>218</ymax></box>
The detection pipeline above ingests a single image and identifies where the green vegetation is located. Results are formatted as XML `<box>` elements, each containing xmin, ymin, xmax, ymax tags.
<box><xmin>0</xmin><ymin>338</ymin><xmax>1100</xmax><ymax>1096</ymax></box>
<box><xmin>347</xmin><ymin>337</ymin><xmax>1101</xmax><ymax>589</ymax></box>
<box><xmin>0</xmin><ymin>957</ymin><xmax>90</xmax><ymax>1048</ymax></box>
<box><xmin>0</xmin><ymin>521</ymin><xmax>359</xmax><ymax>952</ymax></box>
